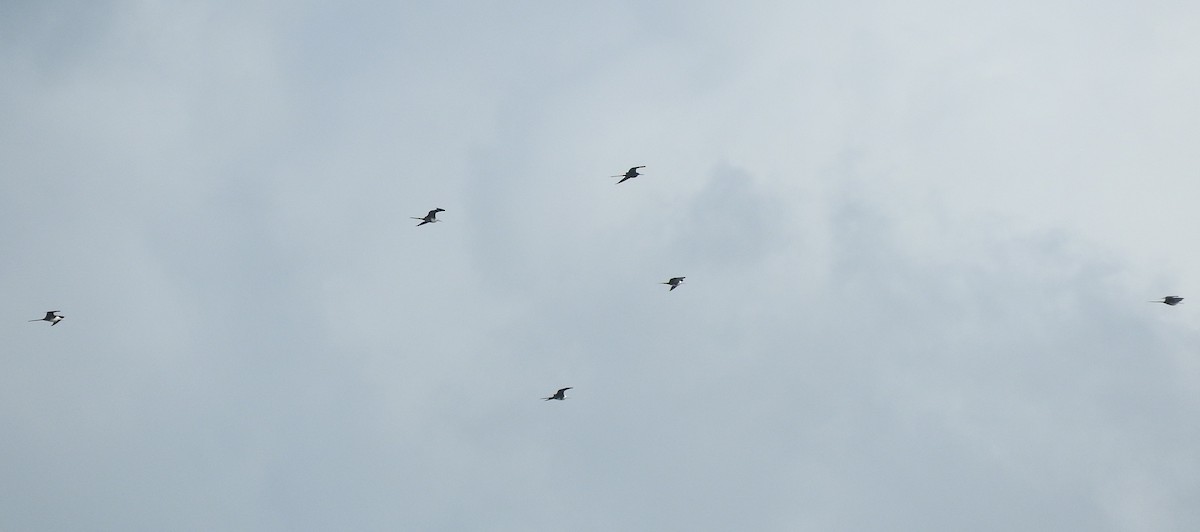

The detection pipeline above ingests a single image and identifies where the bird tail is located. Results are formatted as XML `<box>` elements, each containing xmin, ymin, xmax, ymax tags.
<box><xmin>28</xmin><ymin>319</ymin><xmax>39</xmax><ymax>322</ymax></box>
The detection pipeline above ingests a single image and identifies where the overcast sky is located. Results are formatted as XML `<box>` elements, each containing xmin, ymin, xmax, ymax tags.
<box><xmin>3</xmin><ymin>1</ymin><xmax>1199</xmax><ymax>531</ymax></box>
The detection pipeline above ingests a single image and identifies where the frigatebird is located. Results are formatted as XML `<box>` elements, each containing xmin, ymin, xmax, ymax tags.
<box><xmin>1150</xmin><ymin>296</ymin><xmax>1184</xmax><ymax>306</ymax></box>
<box><xmin>29</xmin><ymin>311</ymin><xmax>64</xmax><ymax>326</ymax></box>
<box><xmin>662</xmin><ymin>277</ymin><xmax>685</xmax><ymax>291</ymax></box>
<box><xmin>411</xmin><ymin>208</ymin><xmax>445</xmax><ymax>226</ymax></box>
<box><xmin>543</xmin><ymin>387</ymin><xmax>572</xmax><ymax>401</ymax></box>
<box><xmin>613</xmin><ymin>166</ymin><xmax>645</xmax><ymax>184</ymax></box>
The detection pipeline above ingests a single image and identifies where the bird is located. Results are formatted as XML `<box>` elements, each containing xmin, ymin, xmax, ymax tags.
<box><xmin>411</xmin><ymin>208</ymin><xmax>445</xmax><ymax>226</ymax></box>
<box><xmin>612</xmin><ymin>166</ymin><xmax>645</xmax><ymax>184</ymax></box>
<box><xmin>29</xmin><ymin>310</ymin><xmax>64</xmax><ymax>326</ymax></box>
<box><xmin>543</xmin><ymin>387</ymin><xmax>572</xmax><ymax>401</ymax></box>
<box><xmin>1150</xmin><ymin>296</ymin><xmax>1184</xmax><ymax>306</ymax></box>
<box><xmin>662</xmin><ymin>277</ymin><xmax>685</xmax><ymax>291</ymax></box>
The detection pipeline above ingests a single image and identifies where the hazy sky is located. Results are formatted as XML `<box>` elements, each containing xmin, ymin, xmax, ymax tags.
<box><xmin>3</xmin><ymin>1</ymin><xmax>1199</xmax><ymax>531</ymax></box>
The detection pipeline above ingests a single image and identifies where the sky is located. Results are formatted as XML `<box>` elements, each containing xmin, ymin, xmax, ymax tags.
<box><xmin>3</xmin><ymin>1</ymin><xmax>1199</xmax><ymax>530</ymax></box>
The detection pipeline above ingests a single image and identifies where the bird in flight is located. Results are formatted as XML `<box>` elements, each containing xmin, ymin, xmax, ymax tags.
<box><xmin>543</xmin><ymin>387</ymin><xmax>572</xmax><ymax>401</ymax></box>
<box><xmin>612</xmin><ymin>166</ymin><xmax>645</xmax><ymax>184</ymax></box>
<box><xmin>411</xmin><ymin>208</ymin><xmax>445</xmax><ymax>226</ymax></box>
<box><xmin>662</xmin><ymin>277</ymin><xmax>685</xmax><ymax>291</ymax></box>
<box><xmin>29</xmin><ymin>310</ymin><xmax>64</xmax><ymax>326</ymax></box>
<box><xmin>1150</xmin><ymin>296</ymin><xmax>1184</xmax><ymax>306</ymax></box>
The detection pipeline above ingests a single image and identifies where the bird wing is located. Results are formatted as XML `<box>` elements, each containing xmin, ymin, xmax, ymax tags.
<box><xmin>44</xmin><ymin>311</ymin><xmax>57</xmax><ymax>319</ymax></box>
<box><xmin>617</xmin><ymin>175</ymin><xmax>633</xmax><ymax>184</ymax></box>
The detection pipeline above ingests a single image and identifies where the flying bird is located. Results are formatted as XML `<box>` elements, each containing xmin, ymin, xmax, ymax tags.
<box><xmin>29</xmin><ymin>311</ymin><xmax>64</xmax><ymax>326</ymax></box>
<box><xmin>612</xmin><ymin>166</ymin><xmax>645</xmax><ymax>184</ymax></box>
<box><xmin>543</xmin><ymin>387</ymin><xmax>572</xmax><ymax>401</ymax></box>
<box><xmin>662</xmin><ymin>277</ymin><xmax>685</xmax><ymax>291</ymax></box>
<box><xmin>411</xmin><ymin>208</ymin><xmax>445</xmax><ymax>226</ymax></box>
<box><xmin>1150</xmin><ymin>296</ymin><xmax>1184</xmax><ymax>306</ymax></box>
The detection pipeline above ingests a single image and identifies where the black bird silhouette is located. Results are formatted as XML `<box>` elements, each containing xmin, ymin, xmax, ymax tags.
<box><xmin>543</xmin><ymin>387</ymin><xmax>572</xmax><ymax>401</ymax></box>
<box><xmin>662</xmin><ymin>277</ymin><xmax>685</xmax><ymax>291</ymax></box>
<box><xmin>1150</xmin><ymin>296</ymin><xmax>1184</xmax><ymax>306</ymax></box>
<box><xmin>411</xmin><ymin>208</ymin><xmax>445</xmax><ymax>226</ymax></box>
<box><xmin>29</xmin><ymin>310</ymin><xmax>64</xmax><ymax>326</ymax></box>
<box><xmin>613</xmin><ymin>166</ymin><xmax>645</xmax><ymax>184</ymax></box>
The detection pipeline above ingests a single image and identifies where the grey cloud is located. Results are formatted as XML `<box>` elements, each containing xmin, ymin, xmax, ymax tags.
<box><xmin>3</xmin><ymin>2</ymin><xmax>1199</xmax><ymax>531</ymax></box>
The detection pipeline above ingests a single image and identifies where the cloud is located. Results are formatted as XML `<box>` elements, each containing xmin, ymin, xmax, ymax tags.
<box><xmin>2</xmin><ymin>2</ymin><xmax>1199</xmax><ymax>531</ymax></box>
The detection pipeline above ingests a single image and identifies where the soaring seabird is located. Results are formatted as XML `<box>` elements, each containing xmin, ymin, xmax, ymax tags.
<box><xmin>543</xmin><ymin>387</ymin><xmax>572</xmax><ymax>401</ymax></box>
<box><xmin>411</xmin><ymin>208</ymin><xmax>445</xmax><ymax>226</ymax></box>
<box><xmin>1150</xmin><ymin>296</ymin><xmax>1184</xmax><ymax>306</ymax></box>
<box><xmin>29</xmin><ymin>311</ymin><xmax>64</xmax><ymax>326</ymax></box>
<box><xmin>662</xmin><ymin>277</ymin><xmax>685</xmax><ymax>291</ymax></box>
<box><xmin>613</xmin><ymin>166</ymin><xmax>645</xmax><ymax>184</ymax></box>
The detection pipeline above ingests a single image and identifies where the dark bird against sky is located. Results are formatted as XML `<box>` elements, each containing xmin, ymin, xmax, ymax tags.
<box><xmin>613</xmin><ymin>166</ymin><xmax>645</xmax><ymax>184</ymax></box>
<box><xmin>1151</xmin><ymin>296</ymin><xmax>1184</xmax><ymax>306</ymax></box>
<box><xmin>412</xmin><ymin>208</ymin><xmax>445</xmax><ymax>226</ymax></box>
<box><xmin>662</xmin><ymin>277</ymin><xmax>685</xmax><ymax>291</ymax></box>
<box><xmin>543</xmin><ymin>387</ymin><xmax>572</xmax><ymax>401</ymax></box>
<box><xmin>29</xmin><ymin>310</ymin><xmax>64</xmax><ymax>326</ymax></box>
